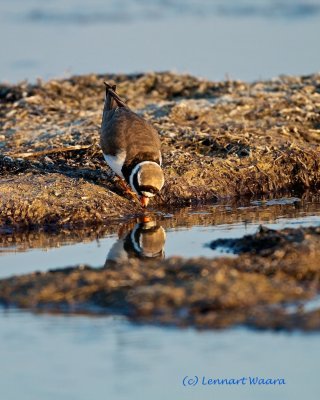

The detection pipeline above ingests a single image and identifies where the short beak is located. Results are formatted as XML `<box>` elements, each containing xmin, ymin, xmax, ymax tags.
<box><xmin>140</xmin><ymin>196</ymin><xmax>150</xmax><ymax>208</ymax></box>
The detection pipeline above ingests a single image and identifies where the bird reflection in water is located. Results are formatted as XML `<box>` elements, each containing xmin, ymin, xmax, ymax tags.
<box><xmin>105</xmin><ymin>217</ymin><xmax>166</xmax><ymax>265</ymax></box>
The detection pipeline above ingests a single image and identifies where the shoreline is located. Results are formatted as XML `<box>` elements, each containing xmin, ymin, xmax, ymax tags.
<box><xmin>0</xmin><ymin>71</ymin><xmax>319</xmax><ymax>229</ymax></box>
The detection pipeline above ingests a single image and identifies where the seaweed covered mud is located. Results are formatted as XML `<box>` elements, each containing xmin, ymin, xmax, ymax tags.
<box><xmin>1</xmin><ymin>72</ymin><xmax>320</xmax><ymax>228</ymax></box>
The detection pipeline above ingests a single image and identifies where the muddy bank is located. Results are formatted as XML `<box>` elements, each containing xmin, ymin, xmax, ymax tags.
<box><xmin>0</xmin><ymin>225</ymin><xmax>319</xmax><ymax>331</ymax></box>
<box><xmin>1</xmin><ymin>72</ymin><xmax>320</xmax><ymax>228</ymax></box>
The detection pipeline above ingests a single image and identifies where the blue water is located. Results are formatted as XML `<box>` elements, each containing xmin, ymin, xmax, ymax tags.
<box><xmin>1</xmin><ymin>0</ymin><xmax>320</xmax><ymax>83</ymax></box>
<box><xmin>0</xmin><ymin>310</ymin><xmax>319</xmax><ymax>400</ymax></box>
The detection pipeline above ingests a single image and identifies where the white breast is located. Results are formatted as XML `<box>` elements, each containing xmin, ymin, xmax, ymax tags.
<box><xmin>103</xmin><ymin>152</ymin><xmax>126</xmax><ymax>178</ymax></box>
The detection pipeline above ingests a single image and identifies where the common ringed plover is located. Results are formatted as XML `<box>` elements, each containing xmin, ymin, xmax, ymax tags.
<box><xmin>100</xmin><ymin>82</ymin><xmax>164</xmax><ymax>207</ymax></box>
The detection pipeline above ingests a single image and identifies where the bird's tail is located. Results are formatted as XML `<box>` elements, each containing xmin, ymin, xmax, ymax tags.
<box><xmin>103</xmin><ymin>81</ymin><xmax>128</xmax><ymax>111</ymax></box>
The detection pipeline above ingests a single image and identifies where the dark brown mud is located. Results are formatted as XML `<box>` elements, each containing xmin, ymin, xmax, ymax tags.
<box><xmin>1</xmin><ymin>72</ymin><xmax>320</xmax><ymax>229</ymax></box>
<box><xmin>1</xmin><ymin>225</ymin><xmax>319</xmax><ymax>331</ymax></box>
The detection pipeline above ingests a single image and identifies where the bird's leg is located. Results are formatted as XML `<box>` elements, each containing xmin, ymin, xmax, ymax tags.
<box><xmin>117</xmin><ymin>180</ymin><xmax>148</xmax><ymax>208</ymax></box>
<box><xmin>114</xmin><ymin>176</ymin><xmax>137</xmax><ymax>198</ymax></box>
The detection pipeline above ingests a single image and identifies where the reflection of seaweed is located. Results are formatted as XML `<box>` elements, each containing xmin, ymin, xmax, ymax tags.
<box><xmin>0</xmin><ymin>194</ymin><xmax>319</xmax><ymax>252</ymax></box>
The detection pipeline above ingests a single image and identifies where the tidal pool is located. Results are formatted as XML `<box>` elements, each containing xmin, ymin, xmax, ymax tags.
<box><xmin>1</xmin><ymin>196</ymin><xmax>320</xmax><ymax>278</ymax></box>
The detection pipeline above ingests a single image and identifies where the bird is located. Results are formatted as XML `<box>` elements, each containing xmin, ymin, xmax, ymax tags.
<box><xmin>100</xmin><ymin>82</ymin><xmax>164</xmax><ymax>208</ymax></box>
<box><xmin>106</xmin><ymin>219</ymin><xmax>166</xmax><ymax>265</ymax></box>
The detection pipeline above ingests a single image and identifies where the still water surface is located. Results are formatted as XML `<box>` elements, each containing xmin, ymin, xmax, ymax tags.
<box><xmin>0</xmin><ymin>310</ymin><xmax>319</xmax><ymax>400</ymax></box>
<box><xmin>1</xmin><ymin>197</ymin><xmax>320</xmax><ymax>278</ymax></box>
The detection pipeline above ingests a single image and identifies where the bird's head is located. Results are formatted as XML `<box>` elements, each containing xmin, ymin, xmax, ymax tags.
<box><xmin>129</xmin><ymin>161</ymin><xmax>164</xmax><ymax>207</ymax></box>
<box><xmin>129</xmin><ymin>220</ymin><xmax>166</xmax><ymax>259</ymax></box>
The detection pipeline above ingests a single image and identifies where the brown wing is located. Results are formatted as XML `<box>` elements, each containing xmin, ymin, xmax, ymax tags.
<box><xmin>101</xmin><ymin>108</ymin><xmax>161</xmax><ymax>161</ymax></box>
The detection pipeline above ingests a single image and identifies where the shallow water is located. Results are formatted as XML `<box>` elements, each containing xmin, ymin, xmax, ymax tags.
<box><xmin>1</xmin><ymin>196</ymin><xmax>320</xmax><ymax>399</ymax></box>
<box><xmin>1</xmin><ymin>0</ymin><xmax>320</xmax><ymax>82</ymax></box>
<box><xmin>0</xmin><ymin>310</ymin><xmax>319</xmax><ymax>400</ymax></box>
<box><xmin>1</xmin><ymin>196</ymin><xmax>320</xmax><ymax>278</ymax></box>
